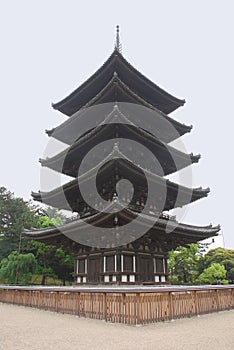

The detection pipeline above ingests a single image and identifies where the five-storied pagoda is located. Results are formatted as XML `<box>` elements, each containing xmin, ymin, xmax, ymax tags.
<box><xmin>24</xmin><ymin>27</ymin><xmax>220</xmax><ymax>284</ymax></box>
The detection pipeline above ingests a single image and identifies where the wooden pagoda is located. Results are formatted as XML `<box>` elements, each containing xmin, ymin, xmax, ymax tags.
<box><xmin>24</xmin><ymin>27</ymin><xmax>220</xmax><ymax>284</ymax></box>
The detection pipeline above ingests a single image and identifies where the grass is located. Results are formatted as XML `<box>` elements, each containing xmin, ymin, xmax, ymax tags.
<box><xmin>30</xmin><ymin>274</ymin><xmax>72</xmax><ymax>286</ymax></box>
<box><xmin>0</xmin><ymin>275</ymin><xmax>72</xmax><ymax>286</ymax></box>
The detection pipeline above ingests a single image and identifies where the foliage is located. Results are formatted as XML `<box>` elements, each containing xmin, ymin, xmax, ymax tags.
<box><xmin>53</xmin><ymin>248</ymin><xmax>73</xmax><ymax>285</ymax></box>
<box><xmin>44</xmin><ymin>207</ymin><xmax>67</xmax><ymax>223</ymax></box>
<box><xmin>0</xmin><ymin>251</ymin><xmax>37</xmax><ymax>285</ymax></box>
<box><xmin>169</xmin><ymin>244</ymin><xmax>234</xmax><ymax>285</ymax></box>
<box><xmin>199</xmin><ymin>248</ymin><xmax>234</xmax><ymax>283</ymax></box>
<box><xmin>29</xmin><ymin>241</ymin><xmax>73</xmax><ymax>285</ymax></box>
<box><xmin>36</xmin><ymin>215</ymin><xmax>63</xmax><ymax>228</ymax></box>
<box><xmin>0</xmin><ymin>187</ymin><xmax>42</xmax><ymax>260</ymax></box>
<box><xmin>196</xmin><ymin>263</ymin><xmax>228</xmax><ymax>285</ymax></box>
<box><xmin>0</xmin><ymin>186</ymin><xmax>72</xmax><ymax>285</ymax></box>
<box><xmin>30</xmin><ymin>274</ymin><xmax>71</xmax><ymax>286</ymax></box>
<box><xmin>29</xmin><ymin>241</ymin><xmax>57</xmax><ymax>285</ymax></box>
<box><xmin>28</xmin><ymin>215</ymin><xmax>73</xmax><ymax>285</ymax></box>
<box><xmin>168</xmin><ymin>244</ymin><xmax>199</xmax><ymax>284</ymax></box>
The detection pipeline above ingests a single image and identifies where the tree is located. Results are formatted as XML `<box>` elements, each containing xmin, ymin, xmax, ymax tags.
<box><xmin>28</xmin><ymin>241</ymin><xmax>73</xmax><ymax>285</ymax></box>
<box><xmin>0</xmin><ymin>187</ymin><xmax>41</xmax><ymax>260</ymax></box>
<box><xmin>0</xmin><ymin>185</ymin><xmax>67</xmax><ymax>253</ymax></box>
<box><xmin>197</xmin><ymin>263</ymin><xmax>228</xmax><ymax>285</ymax></box>
<box><xmin>199</xmin><ymin>248</ymin><xmax>234</xmax><ymax>283</ymax></box>
<box><xmin>168</xmin><ymin>244</ymin><xmax>200</xmax><ymax>284</ymax></box>
<box><xmin>0</xmin><ymin>251</ymin><xmax>37</xmax><ymax>285</ymax></box>
<box><xmin>29</xmin><ymin>241</ymin><xmax>57</xmax><ymax>285</ymax></box>
<box><xmin>0</xmin><ymin>186</ymin><xmax>72</xmax><ymax>285</ymax></box>
<box><xmin>36</xmin><ymin>215</ymin><xmax>63</xmax><ymax>228</ymax></box>
<box><xmin>53</xmin><ymin>248</ymin><xmax>73</xmax><ymax>286</ymax></box>
<box><xmin>43</xmin><ymin>207</ymin><xmax>67</xmax><ymax>223</ymax></box>
<box><xmin>28</xmin><ymin>216</ymin><xmax>73</xmax><ymax>285</ymax></box>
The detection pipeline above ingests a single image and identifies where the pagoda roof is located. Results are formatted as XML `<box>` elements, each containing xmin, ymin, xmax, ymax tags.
<box><xmin>52</xmin><ymin>49</ymin><xmax>185</xmax><ymax>116</ymax></box>
<box><xmin>40</xmin><ymin>112</ymin><xmax>200</xmax><ymax>178</ymax></box>
<box><xmin>47</xmin><ymin>77</ymin><xmax>192</xmax><ymax>144</ymax></box>
<box><xmin>34</xmin><ymin>148</ymin><xmax>209</xmax><ymax>213</ymax></box>
<box><xmin>23</xmin><ymin>201</ymin><xmax>220</xmax><ymax>249</ymax></box>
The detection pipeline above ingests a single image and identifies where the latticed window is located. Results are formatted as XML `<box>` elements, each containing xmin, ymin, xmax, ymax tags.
<box><xmin>156</xmin><ymin>258</ymin><xmax>164</xmax><ymax>273</ymax></box>
<box><xmin>124</xmin><ymin>255</ymin><xmax>133</xmax><ymax>271</ymax></box>
<box><xmin>106</xmin><ymin>255</ymin><xmax>115</xmax><ymax>272</ymax></box>
<box><xmin>78</xmin><ymin>259</ymin><xmax>85</xmax><ymax>274</ymax></box>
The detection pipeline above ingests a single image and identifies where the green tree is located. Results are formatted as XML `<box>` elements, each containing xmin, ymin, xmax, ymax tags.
<box><xmin>43</xmin><ymin>207</ymin><xmax>67</xmax><ymax>223</ymax></box>
<box><xmin>28</xmin><ymin>216</ymin><xmax>73</xmax><ymax>285</ymax></box>
<box><xmin>0</xmin><ymin>251</ymin><xmax>37</xmax><ymax>285</ymax></box>
<box><xmin>0</xmin><ymin>186</ymin><xmax>72</xmax><ymax>285</ymax></box>
<box><xmin>199</xmin><ymin>248</ymin><xmax>234</xmax><ymax>283</ymax></box>
<box><xmin>168</xmin><ymin>244</ymin><xmax>200</xmax><ymax>284</ymax></box>
<box><xmin>30</xmin><ymin>241</ymin><xmax>57</xmax><ymax>285</ymax></box>
<box><xmin>36</xmin><ymin>215</ymin><xmax>63</xmax><ymax>228</ymax></box>
<box><xmin>0</xmin><ymin>187</ymin><xmax>41</xmax><ymax>260</ymax></box>
<box><xmin>29</xmin><ymin>241</ymin><xmax>73</xmax><ymax>285</ymax></box>
<box><xmin>53</xmin><ymin>248</ymin><xmax>73</xmax><ymax>286</ymax></box>
<box><xmin>197</xmin><ymin>263</ymin><xmax>228</xmax><ymax>285</ymax></box>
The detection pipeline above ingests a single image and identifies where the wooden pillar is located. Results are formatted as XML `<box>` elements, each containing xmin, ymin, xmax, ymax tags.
<box><xmin>114</xmin><ymin>254</ymin><xmax>117</xmax><ymax>273</ymax></box>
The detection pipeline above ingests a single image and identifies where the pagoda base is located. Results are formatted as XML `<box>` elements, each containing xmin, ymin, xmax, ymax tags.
<box><xmin>74</xmin><ymin>246</ymin><xmax>168</xmax><ymax>285</ymax></box>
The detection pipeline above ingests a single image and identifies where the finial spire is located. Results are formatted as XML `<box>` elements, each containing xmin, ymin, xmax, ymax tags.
<box><xmin>115</xmin><ymin>25</ymin><xmax>122</xmax><ymax>53</ymax></box>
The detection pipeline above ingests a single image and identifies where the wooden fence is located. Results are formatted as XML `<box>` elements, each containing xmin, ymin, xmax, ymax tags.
<box><xmin>0</xmin><ymin>285</ymin><xmax>233</xmax><ymax>325</ymax></box>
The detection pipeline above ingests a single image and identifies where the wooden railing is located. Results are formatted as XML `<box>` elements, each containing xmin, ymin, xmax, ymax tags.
<box><xmin>0</xmin><ymin>285</ymin><xmax>233</xmax><ymax>325</ymax></box>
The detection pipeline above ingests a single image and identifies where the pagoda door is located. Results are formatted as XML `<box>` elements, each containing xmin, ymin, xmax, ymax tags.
<box><xmin>138</xmin><ymin>256</ymin><xmax>154</xmax><ymax>282</ymax></box>
<box><xmin>88</xmin><ymin>256</ymin><xmax>101</xmax><ymax>283</ymax></box>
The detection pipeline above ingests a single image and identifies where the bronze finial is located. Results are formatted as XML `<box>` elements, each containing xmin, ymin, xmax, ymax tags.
<box><xmin>115</xmin><ymin>25</ymin><xmax>122</xmax><ymax>53</ymax></box>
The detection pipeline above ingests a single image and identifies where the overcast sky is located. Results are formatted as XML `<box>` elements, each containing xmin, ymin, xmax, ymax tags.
<box><xmin>0</xmin><ymin>1</ymin><xmax>233</xmax><ymax>248</ymax></box>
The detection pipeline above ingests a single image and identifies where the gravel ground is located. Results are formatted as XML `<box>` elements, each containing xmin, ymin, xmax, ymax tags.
<box><xmin>0</xmin><ymin>302</ymin><xmax>233</xmax><ymax>350</ymax></box>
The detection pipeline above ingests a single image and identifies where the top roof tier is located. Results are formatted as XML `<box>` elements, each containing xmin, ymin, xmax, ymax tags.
<box><xmin>52</xmin><ymin>49</ymin><xmax>185</xmax><ymax>116</ymax></box>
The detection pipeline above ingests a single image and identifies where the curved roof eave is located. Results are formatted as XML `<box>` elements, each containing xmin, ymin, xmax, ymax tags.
<box><xmin>32</xmin><ymin>153</ymin><xmax>210</xmax><ymax>211</ymax></box>
<box><xmin>47</xmin><ymin>76</ymin><xmax>191</xmax><ymax>145</ymax></box>
<box><xmin>23</xmin><ymin>203</ymin><xmax>220</xmax><ymax>240</ymax></box>
<box><xmin>40</xmin><ymin>116</ymin><xmax>199</xmax><ymax>177</ymax></box>
<box><xmin>52</xmin><ymin>49</ymin><xmax>185</xmax><ymax>116</ymax></box>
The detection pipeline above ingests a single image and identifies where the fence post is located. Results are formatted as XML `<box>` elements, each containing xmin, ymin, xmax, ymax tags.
<box><xmin>216</xmin><ymin>289</ymin><xmax>220</xmax><ymax>311</ymax></box>
<box><xmin>168</xmin><ymin>291</ymin><xmax>174</xmax><ymax>320</ymax></box>
<box><xmin>103</xmin><ymin>292</ymin><xmax>107</xmax><ymax>322</ymax></box>
<box><xmin>194</xmin><ymin>290</ymin><xmax>199</xmax><ymax>316</ymax></box>
<box><xmin>76</xmin><ymin>292</ymin><xmax>80</xmax><ymax>316</ymax></box>
<box><xmin>136</xmin><ymin>293</ymin><xmax>141</xmax><ymax>325</ymax></box>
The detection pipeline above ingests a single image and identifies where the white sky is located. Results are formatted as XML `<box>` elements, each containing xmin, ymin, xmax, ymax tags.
<box><xmin>0</xmin><ymin>1</ymin><xmax>233</xmax><ymax>248</ymax></box>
